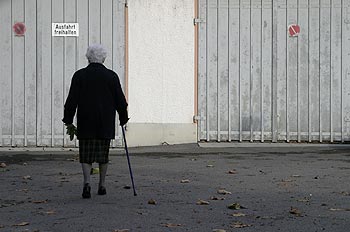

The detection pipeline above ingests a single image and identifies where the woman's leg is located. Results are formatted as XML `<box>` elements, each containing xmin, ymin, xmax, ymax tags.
<box><xmin>98</xmin><ymin>163</ymin><xmax>108</xmax><ymax>187</ymax></box>
<box><xmin>81</xmin><ymin>163</ymin><xmax>92</xmax><ymax>185</ymax></box>
<box><xmin>81</xmin><ymin>163</ymin><xmax>92</xmax><ymax>198</ymax></box>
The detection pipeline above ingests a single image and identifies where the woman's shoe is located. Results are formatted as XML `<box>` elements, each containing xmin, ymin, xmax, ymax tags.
<box><xmin>98</xmin><ymin>186</ymin><xmax>106</xmax><ymax>195</ymax></box>
<box><xmin>82</xmin><ymin>183</ymin><xmax>91</xmax><ymax>199</ymax></box>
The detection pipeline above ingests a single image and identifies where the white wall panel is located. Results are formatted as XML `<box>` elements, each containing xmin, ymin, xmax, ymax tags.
<box><xmin>12</xmin><ymin>0</ymin><xmax>25</xmax><ymax>146</ymax></box>
<box><xmin>128</xmin><ymin>0</ymin><xmax>194</xmax><ymax>124</ymax></box>
<box><xmin>208</xmin><ymin>0</ymin><xmax>218</xmax><ymax>140</ymax></box>
<box><xmin>343</xmin><ymin>1</ymin><xmax>350</xmax><ymax>141</ymax></box>
<box><xmin>0</xmin><ymin>0</ymin><xmax>12</xmax><ymax>146</ymax></box>
<box><xmin>228</xmin><ymin>0</ymin><xmax>240</xmax><ymax>141</ymax></box>
<box><xmin>198</xmin><ymin>0</ymin><xmax>208</xmax><ymax>140</ymax></box>
<box><xmin>261</xmin><ymin>0</ymin><xmax>273</xmax><ymax>141</ymax></box>
<box><xmin>240</xmin><ymin>0</ymin><xmax>252</xmax><ymax>140</ymax></box>
<box><xmin>298</xmin><ymin>0</ymin><xmax>309</xmax><ymax>142</ymax></box>
<box><xmin>309</xmin><ymin>0</ymin><xmax>321</xmax><ymax>141</ymax></box>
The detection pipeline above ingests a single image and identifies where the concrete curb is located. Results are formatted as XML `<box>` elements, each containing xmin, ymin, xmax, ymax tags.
<box><xmin>198</xmin><ymin>142</ymin><xmax>350</xmax><ymax>148</ymax></box>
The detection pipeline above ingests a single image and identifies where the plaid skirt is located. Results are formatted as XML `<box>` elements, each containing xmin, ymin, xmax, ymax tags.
<box><xmin>79</xmin><ymin>139</ymin><xmax>111</xmax><ymax>164</ymax></box>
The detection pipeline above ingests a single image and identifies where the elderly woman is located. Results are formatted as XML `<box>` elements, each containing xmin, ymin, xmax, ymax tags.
<box><xmin>63</xmin><ymin>44</ymin><xmax>128</xmax><ymax>199</ymax></box>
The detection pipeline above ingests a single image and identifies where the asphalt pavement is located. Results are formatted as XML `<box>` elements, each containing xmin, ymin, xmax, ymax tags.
<box><xmin>0</xmin><ymin>144</ymin><xmax>350</xmax><ymax>232</ymax></box>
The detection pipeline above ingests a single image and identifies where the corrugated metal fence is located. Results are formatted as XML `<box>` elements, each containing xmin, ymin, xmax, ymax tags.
<box><xmin>198</xmin><ymin>0</ymin><xmax>350</xmax><ymax>142</ymax></box>
<box><xmin>0</xmin><ymin>0</ymin><xmax>126</xmax><ymax>147</ymax></box>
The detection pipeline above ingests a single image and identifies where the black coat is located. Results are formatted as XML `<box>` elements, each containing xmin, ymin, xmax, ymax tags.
<box><xmin>62</xmin><ymin>63</ymin><xmax>128</xmax><ymax>139</ymax></box>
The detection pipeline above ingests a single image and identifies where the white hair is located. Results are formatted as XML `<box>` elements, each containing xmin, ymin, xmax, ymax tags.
<box><xmin>85</xmin><ymin>44</ymin><xmax>107</xmax><ymax>63</ymax></box>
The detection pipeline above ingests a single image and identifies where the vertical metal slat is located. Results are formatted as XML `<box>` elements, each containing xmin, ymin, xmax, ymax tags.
<box><xmin>319</xmin><ymin>0</ymin><xmax>322</xmax><ymax>142</ymax></box>
<box><xmin>330</xmin><ymin>0</ymin><xmax>333</xmax><ymax>142</ymax></box>
<box><xmin>36</xmin><ymin>0</ymin><xmax>42</xmax><ymax>146</ymax></box>
<box><xmin>11</xmin><ymin>0</ymin><xmax>15</xmax><ymax>146</ymax></box>
<box><xmin>227</xmin><ymin>0</ymin><xmax>231</xmax><ymax>142</ymax></box>
<box><xmin>63</xmin><ymin>0</ymin><xmax>66</xmax><ymax>147</ymax></box>
<box><xmin>75</xmin><ymin>0</ymin><xmax>79</xmax><ymax>147</ymax></box>
<box><xmin>206</xmin><ymin>0</ymin><xmax>210</xmax><ymax>141</ymax></box>
<box><xmin>239</xmin><ymin>0</ymin><xmax>242</xmax><ymax>142</ymax></box>
<box><xmin>261</xmin><ymin>0</ymin><xmax>264</xmax><ymax>142</ymax></box>
<box><xmin>286</xmin><ymin>4</ymin><xmax>289</xmax><ymax>143</ymax></box>
<box><xmin>112</xmin><ymin>0</ymin><xmax>116</xmax><ymax>147</ymax></box>
<box><xmin>217</xmin><ymin>0</ymin><xmax>220</xmax><ymax>142</ymax></box>
<box><xmin>308</xmin><ymin>0</ymin><xmax>312</xmax><ymax>142</ymax></box>
<box><xmin>23</xmin><ymin>0</ymin><xmax>27</xmax><ymax>147</ymax></box>
<box><xmin>272</xmin><ymin>0</ymin><xmax>278</xmax><ymax>142</ymax></box>
<box><xmin>51</xmin><ymin>0</ymin><xmax>54</xmax><ymax>147</ymax></box>
<box><xmin>297</xmin><ymin>0</ymin><xmax>301</xmax><ymax>142</ymax></box>
<box><xmin>340</xmin><ymin>0</ymin><xmax>344</xmax><ymax>142</ymax></box>
<box><xmin>250</xmin><ymin>0</ymin><xmax>253</xmax><ymax>142</ymax></box>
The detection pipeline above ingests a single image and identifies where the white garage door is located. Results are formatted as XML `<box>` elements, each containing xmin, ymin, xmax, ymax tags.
<box><xmin>0</xmin><ymin>0</ymin><xmax>126</xmax><ymax>147</ymax></box>
<box><xmin>198</xmin><ymin>0</ymin><xmax>350</xmax><ymax>143</ymax></box>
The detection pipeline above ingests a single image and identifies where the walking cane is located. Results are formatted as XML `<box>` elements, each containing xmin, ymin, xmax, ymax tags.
<box><xmin>121</xmin><ymin>126</ymin><xmax>137</xmax><ymax>196</ymax></box>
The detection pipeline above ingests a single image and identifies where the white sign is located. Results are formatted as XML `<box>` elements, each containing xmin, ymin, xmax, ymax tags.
<box><xmin>52</xmin><ymin>23</ymin><xmax>79</xmax><ymax>37</ymax></box>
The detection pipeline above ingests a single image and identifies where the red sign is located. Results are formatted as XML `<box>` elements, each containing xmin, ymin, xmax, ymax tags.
<box><xmin>288</xmin><ymin>24</ymin><xmax>300</xmax><ymax>37</ymax></box>
<box><xmin>13</xmin><ymin>22</ymin><xmax>26</xmax><ymax>36</ymax></box>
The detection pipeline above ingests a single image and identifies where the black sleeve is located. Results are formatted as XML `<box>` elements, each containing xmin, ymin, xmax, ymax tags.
<box><xmin>62</xmin><ymin>73</ymin><xmax>79</xmax><ymax>124</ymax></box>
<box><xmin>113</xmin><ymin>74</ymin><xmax>128</xmax><ymax>124</ymax></box>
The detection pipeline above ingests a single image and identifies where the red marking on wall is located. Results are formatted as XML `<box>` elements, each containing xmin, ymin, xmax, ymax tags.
<box><xmin>288</xmin><ymin>24</ymin><xmax>300</xmax><ymax>37</ymax></box>
<box><xmin>13</xmin><ymin>22</ymin><xmax>26</xmax><ymax>36</ymax></box>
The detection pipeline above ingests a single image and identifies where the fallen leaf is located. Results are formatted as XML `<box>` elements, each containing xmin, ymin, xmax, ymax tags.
<box><xmin>211</xmin><ymin>196</ymin><xmax>225</xmax><ymax>201</ymax></box>
<box><xmin>207</xmin><ymin>164</ymin><xmax>214</xmax><ymax>168</ymax></box>
<box><xmin>23</xmin><ymin>175</ymin><xmax>32</xmax><ymax>180</ymax></box>
<box><xmin>18</xmin><ymin>189</ymin><xmax>29</xmax><ymax>193</ymax></box>
<box><xmin>227</xmin><ymin>203</ymin><xmax>245</xmax><ymax>210</ymax></box>
<box><xmin>277</xmin><ymin>179</ymin><xmax>297</xmax><ymax>188</ymax></box>
<box><xmin>228</xmin><ymin>170</ymin><xmax>237</xmax><ymax>174</ymax></box>
<box><xmin>340</xmin><ymin>191</ymin><xmax>350</xmax><ymax>196</ymax></box>
<box><xmin>13</xmin><ymin>222</ymin><xmax>29</xmax><ymax>226</ymax></box>
<box><xmin>148</xmin><ymin>199</ymin><xmax>156</xmax><ymax>205</ymax></box>
<box><xmin>231</xmin><ymin>222</ymin><xmax>252</xmax><ymax>228</ymax></box>
<box><xmin>217</xmin><ymin>189</ymin><xmax>232</xmax><ymax>195</ymax></box>
<box><xmin>297</xmin><ymin>197</ymin><xmax>310</xmax><ymax>203</ymax></box>
<box><xmin>197</xmin><ymin>200</ymin><xmax>210</xmax><ymax>205</ymax></box>
<box><xmin>281</xmin><ymin>179</ymin><xmax>294</xmax><ymax>182</ymax></box>
<box><xmin>45</xmin><ymin>210</ymin><xmax>56</xmax><ymax>215</ymax></box>
<box><xmin>113</xmin><ymin>229</ymin><xmax>130</xmax><ymax>232</ymax></box>
<box><xmin>329</xmin><ymin>208</ymin><xmax>350</xmax><ymax>211</ymax></box>
<box><xmin>213</xmin><ymin>229</ymin><xmax>226</xmax><ymax>232</ymax></box>
<box><xmin>180</xmin><ymin>179</ymin><xmax>190</xmax><ymax>183</ymax></box>
<box><xmin>164</xmin><ymin>223</ymin><xmax>182</xmax><ymax>228</ymax></box>
<box><xmin>232</xmin><ymin>212</ymin><xmax>246</xmax><ymax>217</ymax></box>
<box><xmin>256</xmin><ymin>215</ymin><xmax>277</xmax><ymax>219</ymax></box>
<box><xmin>32</xmin><ymin>200</ymin><xmax>48</xmax><ymax>204</ymax></box>
<box><xmin>289</xmin><ymin>207</ymin><xmax>302</xmax><ymax>216</ymax></box>
<box><xmin>0</xmin><ymin>163</ymin><xmax>7</xmax><ymax>168</ymax></box>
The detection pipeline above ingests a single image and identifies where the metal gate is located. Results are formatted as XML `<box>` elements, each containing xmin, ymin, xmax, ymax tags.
<box><xmin>198</xmin><ymin>0</ymin><xmax>350</xmax><ymax>142</ymax></box>
<box><xmin>0</xmin><ymin>0</ymin><xmax>126</xmax><ymax>147</ymax></box>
